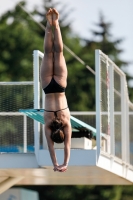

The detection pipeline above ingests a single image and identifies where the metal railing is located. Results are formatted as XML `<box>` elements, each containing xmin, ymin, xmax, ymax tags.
<box><xmin>95</xmin><ymin>49</ymin><xmax>133</xmax><ymax>166</ymax></box>
<box><xmin>0</xmin><ymin>81</ymin><xmax>34</xmax><ymax>153</ymax></box>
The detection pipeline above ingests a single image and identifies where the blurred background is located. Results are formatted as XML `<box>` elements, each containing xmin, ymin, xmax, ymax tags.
<box><xmin>0</xmin><ymin>0</ymin><xmax>133</xmax><ymax>111</ymax></box>
<box><xmin>0</xmin><ymin>0</ymin><xmax>133</xmax><ymax>199</ymax></box>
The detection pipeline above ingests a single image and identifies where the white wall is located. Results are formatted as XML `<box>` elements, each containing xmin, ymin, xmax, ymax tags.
<box><xmin>0</xmin><ymin>188</ymin><xmax>39</xmax><ymax>200</ymax></box>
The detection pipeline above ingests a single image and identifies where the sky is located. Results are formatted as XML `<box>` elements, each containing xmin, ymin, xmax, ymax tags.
<box><xmin>0</xmin><ymin>0</ymin><xmax>133</xmax><ymax>77</ymax></box>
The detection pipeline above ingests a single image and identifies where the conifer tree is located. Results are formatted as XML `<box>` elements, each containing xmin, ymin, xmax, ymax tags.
<box><xmin>81</xmin><ymin>13</ymin><xmax>133</xmax><ymax>102</ymax></box>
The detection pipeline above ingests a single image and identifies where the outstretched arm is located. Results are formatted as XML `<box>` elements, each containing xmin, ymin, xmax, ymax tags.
<box><xmin>57</xmin><ymin>122</ymin><xmax>71</xmax><ymax>172</ymax></box>
<box><xmin>64</xmin><ymin>123</ymin><xmax>71</xmax><ymax>165</ymax></box>
<box><xmin>45</xmin><ymin>126</ymin><xmax>58</xmax><ymax>170</ymax></box>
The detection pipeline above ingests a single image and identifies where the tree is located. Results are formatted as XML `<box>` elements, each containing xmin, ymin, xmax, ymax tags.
<box><xmin>0</xmin><ymin>0</ymin><xmax>88</xmax><ymax>111</ymax></box>
<box><xmin>0</xmin><ymin>2</ymin><xmax>41</xmax><ymax>146</ymax></box>
<box><xmin>0</xmin><ymin>1</ymin><xmax>43</xmax><ymax>81</ymax></box>
<box><xmin>81</xmin><ymin>12</ymin><xmax>133</xmax><ymax>102</ymax></box>
<box><xmin>0</xmin><ymin>1</ymin><xmax>132</xmax><ymax>112</ymax></box>
<box><xmin>15</xmin><ymin>185</ymin><xmax>133</xmax><ymax>200</ymax></box>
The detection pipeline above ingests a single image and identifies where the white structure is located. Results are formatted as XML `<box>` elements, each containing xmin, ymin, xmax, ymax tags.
<box><xmin>95</xmin><ymin>50</ymin><xmax>133</xmax><ymax>183</ymax></box>
<box><xmin>0</xmin><ymin>50</ymin><xmax>133</xmax><ymax>194</ymax></box>
<box><xmin>0</xmin><ymin>188</ymin><xmax>39</xmax><ymax>200</ymax></box>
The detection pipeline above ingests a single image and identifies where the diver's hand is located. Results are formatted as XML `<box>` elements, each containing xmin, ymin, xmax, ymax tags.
<box><xmin>56</xmin><ymin>164</ymin><xmax>68</xmax><ymax>172</ymax></box>
<box><xmin>53</xmin><ymin>164</ymin><xmax>59</xmax><ymax>172</ymax></box>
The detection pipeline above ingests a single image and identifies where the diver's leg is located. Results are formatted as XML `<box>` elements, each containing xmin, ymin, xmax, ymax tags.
<box><xmin>53</xmin><ymin>8</ymin><xmax>67</xmax><ymax>87</ymax></box>
<box><xmin>40</xmin><ymin>8</ymin><xmax>54</xmax><ymax>88</ymax></box>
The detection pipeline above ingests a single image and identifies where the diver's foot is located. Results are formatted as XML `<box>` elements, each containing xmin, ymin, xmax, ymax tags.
<box><xmin>46</xmin><ymin>8</ymin><xmax>53</xmax><ymax>26</ymax></box>
<box><xmin>52</xmin><ymin>8</ymin><xmax>59</xmax><ymax>27</ymax></box>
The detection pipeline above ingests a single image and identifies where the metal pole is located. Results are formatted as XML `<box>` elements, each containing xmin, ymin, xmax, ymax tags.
<box><xmin>23</xmin><ymin>115</ymin><xmax>27</xmax><ymax>153</ymax></box>
<box><xmin>95</xmin><ymin>50</ymin><xmax>101</xmax><ymax>162</ymax></box>
<box><xmin>33</xmin><ymin>50</ymin><xmax>40</xmax><ymax>162</ymax></box>
<box><xmin>121</xmin><ymin>75</ymin><xmax>126</xmax><ymax>162</ymax></box>
<box><xmin>109</xmin><ymin>63</ymin><xmax>115</xmax><ymax>156</ymax></box>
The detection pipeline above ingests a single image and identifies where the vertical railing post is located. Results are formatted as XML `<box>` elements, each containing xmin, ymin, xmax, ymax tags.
<box><xmin>42</xmin><ymin>89</ymin><xmax>48</xmax><ymax>149</ymax></box>
<box><xmin>126</xmin><ymin>101</ymin><xmax>129</xmax><ymax>164</ymax></box>
<box><xmin>121</xmin><ymin>75</ymin><xmax>127</xmax><ymax>162</ymax></box>
<box><xmin>109</xmin><ymin>64</ymin><xmax>115</xmax><ymax>156</ymax></box>
<box><xmin>95</xmin><ymin>50</ymin><xmax>101</xmax><ymax>162</ymax></box>
<box><xmin>124</xmin><ymin>76</ymin><xmax>130</xmax><ymax>163</ymax></box>
<box><xmin>106</xmin><ymin>58</ymin><xmax>111</xmax><ymax>154</ymax></box>
<box><xmin>23</xmin><ymin>115</ymin><xmax>27</xmax><ymax>153</ymax></box>
<box><xmin>33</xmin><ymin>50</ymin><xmax>40</xmax><ymax>162</ymax></box>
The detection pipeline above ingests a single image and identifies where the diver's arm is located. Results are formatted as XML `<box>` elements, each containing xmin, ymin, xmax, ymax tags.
<box><xmin>63</xmin><ymin>123</ymin><xmax>71</xmax><ymax>165</ymax></box>
<box><xmin>45</xmin><ymin>125</ymin><xmax>58</xmax><ymax>167</ymax></box>
<box><xmin>57</xmin><ymin>122</ymin><xmax>71</xmax><ymax>172</ymax></box>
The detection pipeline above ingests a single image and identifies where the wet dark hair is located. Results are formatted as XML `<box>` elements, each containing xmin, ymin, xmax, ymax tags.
<box><xmin>49</xmin><ymin>118</ymin><xmax>65</xmax><ymax>143</ymax></box>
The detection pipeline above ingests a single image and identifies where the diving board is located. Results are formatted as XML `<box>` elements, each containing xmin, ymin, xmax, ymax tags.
<box><xmin>19</xmin><ymin>109</ymin><xmax>96</xmax><ymax>133</ymax></box>
<box><xmin>19</xmin><ymin>109</ymin><xmax>107</xmax><ymax>139</ymax></box>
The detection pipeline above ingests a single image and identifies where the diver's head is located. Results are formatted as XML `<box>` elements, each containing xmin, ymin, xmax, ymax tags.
<box><xmin>49</xmin><ymin>118</ymin><xmax>65</xmax><ymax>143</ymax></box>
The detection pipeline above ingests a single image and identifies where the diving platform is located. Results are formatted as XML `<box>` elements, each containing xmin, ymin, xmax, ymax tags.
<box><xmin>0</xmin><ymin>151</ymin><xmax>132</xmax><ymax>190</ymax></box>
<box><xmin>0</xmin><ymin>50</ymin><xmax>133</xmax><ymax>194</ymax></box>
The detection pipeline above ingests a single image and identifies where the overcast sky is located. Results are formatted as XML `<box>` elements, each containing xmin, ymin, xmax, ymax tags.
<box><xmin>0</xmin><ymin>0</ymin><xmax>133</xmax><ymax>76</ymax></box>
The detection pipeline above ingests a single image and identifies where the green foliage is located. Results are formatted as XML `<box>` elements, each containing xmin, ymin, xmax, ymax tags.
<box><xmin>0</xmin><ymin>1</ymin><xmax>43</xmax><ymax>81</ymax></box>
<box><xmin>81</xmin><ymin>12</ymin><xmax>133</xmax><ymax>103</ymax></box>
<box><xmin>17</xmin><ymin>185</ymin><xmax>133</xmax><ymax>200</ymax></box>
